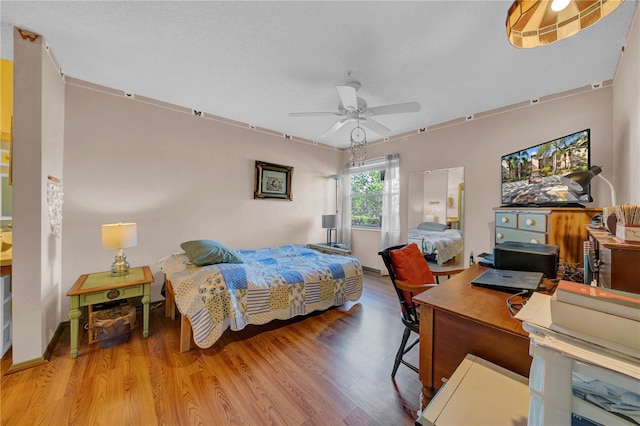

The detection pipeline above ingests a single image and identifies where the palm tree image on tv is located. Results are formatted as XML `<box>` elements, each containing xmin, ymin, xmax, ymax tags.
<box><xmin>501</xmin><ymin>130</ymin><xmax>590</xmax><ymax>205</ymax></box>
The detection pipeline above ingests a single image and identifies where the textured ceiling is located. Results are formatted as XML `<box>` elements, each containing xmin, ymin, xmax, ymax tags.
<box><xmin>1</xmin><ymin>1</ymin><xmax>637</xmax><ymax>149</ymax></box>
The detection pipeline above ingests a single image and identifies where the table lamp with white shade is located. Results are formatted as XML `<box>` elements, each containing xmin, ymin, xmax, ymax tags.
<box><xmin>102</xmin><ymin>222</ymin><xmax>137</xmax><ymax>277</ymax></box>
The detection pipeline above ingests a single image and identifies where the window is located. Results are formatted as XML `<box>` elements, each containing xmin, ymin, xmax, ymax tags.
<box><xmin>350</xmin><ymin>169</ymin><xmax>384</xmax><ymax>228</ymax></box>
<box><xmin>341</xmin><ymin>154</ymin><xmax>399</xmax><ymax>250</ymax></box>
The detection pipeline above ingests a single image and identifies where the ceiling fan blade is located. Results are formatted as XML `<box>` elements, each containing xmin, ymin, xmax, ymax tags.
<box><xmin>364</xmin><ymin>101</ymin><xmax>421</xmax><ymax>116</ymax></box>
<box><xmin>361</xmin><ymin>118</ymin><xmax>391</xmax><ymax>135</ymax></box>
<box><xmin>289</xmin><ymin>112</ymin><xmax>342</xmax><ymax>117</ymax></box>
<box><xmin>337</xmin><ymin>85</ymin><xmax>358</xmax><ymax>111</ymax></box>
<box><xmin>321</xmin><ymin>119</ymin><xmax>350</xmax><ymax>138</ymax></box>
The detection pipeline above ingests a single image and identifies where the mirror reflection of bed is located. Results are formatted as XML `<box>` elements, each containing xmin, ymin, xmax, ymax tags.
<box><xmin>408</xmin><ymin>167</ymin><xmax>464</xmax><ymax>272</ymax></box>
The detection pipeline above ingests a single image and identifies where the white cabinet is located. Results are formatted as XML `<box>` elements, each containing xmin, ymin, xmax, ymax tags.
<box><xmin>525</xmin><ymin>325</ymin><xmax>640</xmax><ymax>425</ymax></box>
<box><xmin>419</xmin><ymin>354</ymin><xmax>530</xmax><ymax>426</ymax></box>
<box><xmin>1</xmin><ymin>274</ymin><xmax>11</xmax><ymax>357</ymax></box>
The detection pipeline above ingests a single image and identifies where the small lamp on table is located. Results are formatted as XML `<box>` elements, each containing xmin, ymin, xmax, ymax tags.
<box><xmin>322</xmin><ymin>214</ymin><xmax>338</xmax><ymax>246</ymax></box>
<box><xmin>102</xmin><ymin>222</ymin><xmax>137</xmax><ymax>277</ymax></box>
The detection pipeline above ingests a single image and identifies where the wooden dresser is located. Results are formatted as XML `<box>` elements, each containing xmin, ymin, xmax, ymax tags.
<box><xmin>586</xmin><ymin>226</ymin><xmax>640</xmax><ymax>294</ymax></box>
<box><xmin>494</xmin><ymin>207</ymin><xmax>601</xmax><ymax>265</ymax></box>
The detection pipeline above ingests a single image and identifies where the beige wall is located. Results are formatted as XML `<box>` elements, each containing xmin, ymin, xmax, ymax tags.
<box><xmin>613</xmin><ymin>5</ymin><xmax>640</xmax><ymax>205</ymax></box>
<box><xmin>12</xmin><ymin>30</ymin><xmax>65</xmax><ymax>364</ymax></box>
<box><xmin>359</xmin><ymin>86</ymin><xmax>615</xmax><ymax>267</ymax></box>
<box><xmin>59</xmin><ymin>25</ymin><xmax>638</xmax><ymax>311</ymax></box>
<box><xmin>60</xmin><ymin>80</ymin><xmax>344</xmax><ymax>314</ymax></box>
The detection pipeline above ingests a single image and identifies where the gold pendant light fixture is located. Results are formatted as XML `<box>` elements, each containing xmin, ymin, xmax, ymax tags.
<box><xmin>506</xmin><ymin>0</ymin><xmax>624</xmax><ymax>48</ymax></box>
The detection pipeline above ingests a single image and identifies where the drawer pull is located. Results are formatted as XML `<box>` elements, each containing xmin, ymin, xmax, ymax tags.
<box><xmin>107</xmin><ymin>289</ymin><xmax>121</xmax><ymax>300</ymax></box>
<box><xmin>525</xmin><ymin>218</ymin><xmax>535</xmax><ymax>226</ymax></box>
<box><xmin>501</xmin><ymin>217</ymin><xmax>509</xmax><ymax>223</ymax></box>
<box><xmin>530</xmin><ymin>239</ymin><xmax>539</xmax><ymax>244</ymax></box>
<box><xmin>497</xmin><ymin>233</ymin><xmax>504</xmax><ymax>239</ymax></box>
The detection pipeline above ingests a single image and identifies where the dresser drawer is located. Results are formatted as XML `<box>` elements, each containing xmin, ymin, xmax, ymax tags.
<box><xmin>517</xmin><ymin>213</ymin><xmax>546</xmax><ymax>233</ymax></box>
<box><xmin>80</xmin><ymin>285</ymin><xmax>144</xmax><ymax>306</ymax></box>
<box><xmin>496</xmin><ymin>212</ymin><xmax>517</xmax><ymax>229</ymax></box>
<box><xmin>496</xmin><ymin>228</ymin><xmax>546</xmax><ymax>245</ymax></box>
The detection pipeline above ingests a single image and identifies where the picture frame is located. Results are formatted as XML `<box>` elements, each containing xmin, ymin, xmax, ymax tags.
<box><xmin>254</xmin><ymin>160</ymin><xmax>293</xmax><ymax>200</ymax></box>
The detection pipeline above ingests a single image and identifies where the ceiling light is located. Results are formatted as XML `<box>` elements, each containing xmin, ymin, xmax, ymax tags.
<box><xmin>551</xmin><ymin>0</ymin><xmax>571</xmax><ymax>12</ymax></box>
<box><xmin>506</xmin><ymin>0</ymin><xmax>624</xmax><ymax>48</ymax></box>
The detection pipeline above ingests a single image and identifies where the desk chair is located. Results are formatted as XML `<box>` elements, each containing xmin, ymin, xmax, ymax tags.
<box><xmin>378</xmin><ymin>243</ymin><xmax>437</xmax><ymax>378</ymax></box>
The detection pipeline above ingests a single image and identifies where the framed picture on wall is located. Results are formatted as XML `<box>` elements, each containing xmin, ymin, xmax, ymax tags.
<box><xmin>254</xmin><ymin>160</ymin><xmax>293</xmax><ymax>200</ymax></box>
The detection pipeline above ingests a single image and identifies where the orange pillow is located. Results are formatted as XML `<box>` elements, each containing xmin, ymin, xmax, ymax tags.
<box><xmin>390</xmin><ymin>243</ymin><xmax>435</xmax><ymax>285</ymax></box>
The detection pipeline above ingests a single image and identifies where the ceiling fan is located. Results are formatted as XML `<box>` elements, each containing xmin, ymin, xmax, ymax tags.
<box><xmin>288</xmin><ymin>81</ymin><xmax>421</xmax><ymax>138</ymax></box>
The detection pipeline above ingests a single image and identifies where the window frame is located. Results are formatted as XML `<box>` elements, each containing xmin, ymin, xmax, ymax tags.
<box><xmin>349</xmin><ymin>169</ymin><xmax>384</xmax><ymax>230</ymax></box>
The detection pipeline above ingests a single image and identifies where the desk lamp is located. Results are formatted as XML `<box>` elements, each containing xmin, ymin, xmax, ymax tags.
<box><xmin>102</xmin><ymin>222</ymin><xmax>137</xmax><ymax>276</ymax></box>
<box><xmin>561</xmin><ymin>166</ymin><xmax>616</xmax><ymax>206</ymax></box>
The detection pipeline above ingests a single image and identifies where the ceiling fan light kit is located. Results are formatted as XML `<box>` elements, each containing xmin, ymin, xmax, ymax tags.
<box><xmin>506</xmin><ymin>0</ymin><xmax>623</xmax><ymax>48</ymax></box>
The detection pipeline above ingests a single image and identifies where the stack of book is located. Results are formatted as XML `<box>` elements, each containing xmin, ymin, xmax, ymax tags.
<box><xmin>549</xmin><ymin>280</ymin><xmax>640</xmax><ymax>357</ymax></box>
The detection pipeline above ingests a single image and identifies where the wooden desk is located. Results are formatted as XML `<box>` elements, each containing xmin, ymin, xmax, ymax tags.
<box><xmin>413</xmin><ymin>264</ymin><xmax>542</xmax><ymax>409</ymax></box>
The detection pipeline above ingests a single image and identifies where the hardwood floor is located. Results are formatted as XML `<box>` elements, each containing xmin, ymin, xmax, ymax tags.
<box><xmin>1</xmin><ymin>272</ymin><xmax>423</xmax><ymax>425</ymax></box>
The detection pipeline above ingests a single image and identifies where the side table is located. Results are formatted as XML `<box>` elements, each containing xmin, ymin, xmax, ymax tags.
<box><xmin>426</xmin><ymin>261</ymin><xmax>465</xmax><ymax>284</ymax></box>
<box><xmin>66</xmin><ymin>265</ymin><xmax>154</xmax><ymax>358</ymax></box>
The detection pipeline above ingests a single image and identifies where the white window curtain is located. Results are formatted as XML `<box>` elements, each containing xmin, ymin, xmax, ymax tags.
<box><xmin>340</xmin><ymin>154</ymin><xmax>401</xmax><ymax>263</ymax></box>
<box><xmin>340</xmin><ymin>172</ymin><xmax>352</xmax><ymax>248</ymax></box>
<box><xmin>381</xmin><ymin>154</ymin><xmax>401</xmax><ymax>250</ymax></box>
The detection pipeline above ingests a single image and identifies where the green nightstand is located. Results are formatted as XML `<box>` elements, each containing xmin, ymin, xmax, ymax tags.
<box><xmin>66</xmin><ymin>265</ymin><xmax>154</xmax><ymax>358</ymax></box>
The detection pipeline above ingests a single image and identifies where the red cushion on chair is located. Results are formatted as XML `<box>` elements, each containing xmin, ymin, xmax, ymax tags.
<box><xmin>390</xmin><ymin>243</ymin><xmax>436</xmax><ymax>286</ymax></box>
<box><xmin>390</xmin><ymin>243</ymin><xmax>436</xmax><ymax>311</ymax></box>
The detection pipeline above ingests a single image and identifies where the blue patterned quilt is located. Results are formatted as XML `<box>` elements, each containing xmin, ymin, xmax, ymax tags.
<box><xmin>157</xmin><ymin>245</ymin><xmax>363</xmax><ymax>348</ymax></box>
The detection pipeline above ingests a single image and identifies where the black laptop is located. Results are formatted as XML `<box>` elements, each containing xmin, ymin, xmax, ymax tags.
<box><xmin>471</xmin><ymin>268</ymin><xmax>543</xmax><ymax>293</ymax></box>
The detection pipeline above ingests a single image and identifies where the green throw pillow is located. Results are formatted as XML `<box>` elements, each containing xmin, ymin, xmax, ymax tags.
<box><xmin>180</xmin><ymin>240</ymin><xmax>243</xmax><ymax>266</ymax></box>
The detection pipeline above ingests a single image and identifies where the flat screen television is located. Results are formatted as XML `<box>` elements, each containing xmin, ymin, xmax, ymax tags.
<box><xmin>501</xmin><ymin>129</ymin><xmax>591</xmax><ymax>207</ymax></box>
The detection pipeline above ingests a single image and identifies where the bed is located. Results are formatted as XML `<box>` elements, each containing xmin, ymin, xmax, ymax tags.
<box><xmin>158</xmin><ymin>242</ymin><xmax>363</xmax><ymax>352</ymax></box>
<box><xmin>407</xmin><ymin>222</ymin><xmax>464</xmax><ymax>265</ymax></box>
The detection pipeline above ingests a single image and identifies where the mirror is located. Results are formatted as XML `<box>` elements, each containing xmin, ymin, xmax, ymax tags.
<box><xmin>407</xmin><ymin>167</ymin><xmax>464</xmax><ymax>267</ymax></box>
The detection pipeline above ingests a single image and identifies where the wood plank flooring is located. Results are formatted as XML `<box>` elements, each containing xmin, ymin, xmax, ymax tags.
<box><xmin>0</xmin><ymin>272</ymin><xmax>423</xmax><ymax>425</ymax></box>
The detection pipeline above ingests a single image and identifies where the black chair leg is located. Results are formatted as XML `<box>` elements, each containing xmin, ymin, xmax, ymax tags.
<box><xmin>392</xmin><ymin>327</ymin><xmax>412</xmax><ymax>378</ymax></box>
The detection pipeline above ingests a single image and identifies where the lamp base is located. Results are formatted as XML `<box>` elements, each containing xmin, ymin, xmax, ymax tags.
<box><xmin>326</xmin><ymin>228</ymin><xmax>337</xmax><ymax>246</ymax></box>
<box><xmin>111</xmin><ymin>252</ymin><xmax>130</xmax><ymax>277</ymax></box>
